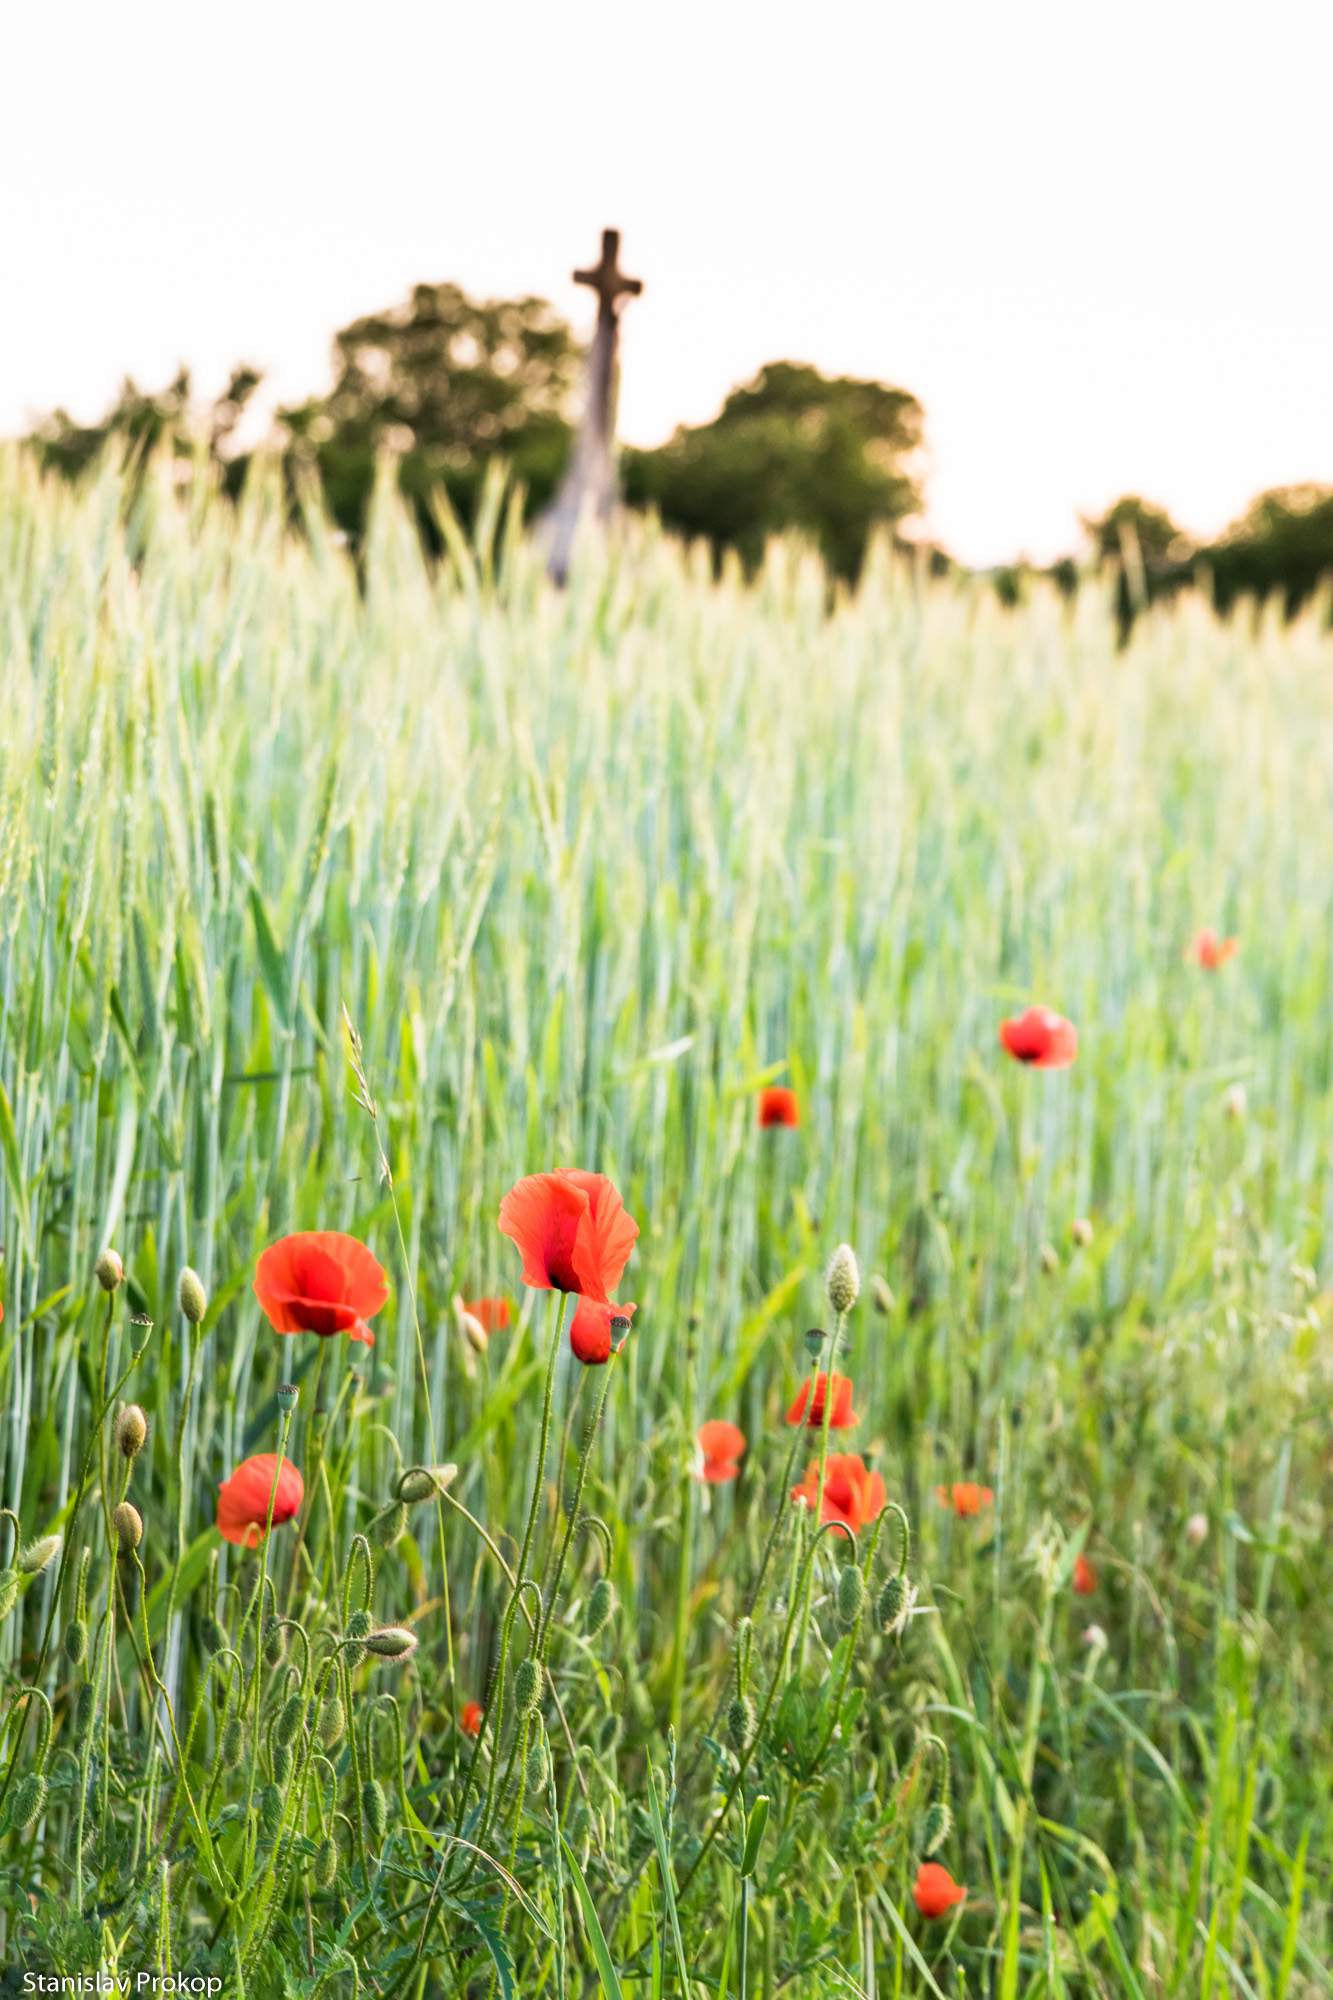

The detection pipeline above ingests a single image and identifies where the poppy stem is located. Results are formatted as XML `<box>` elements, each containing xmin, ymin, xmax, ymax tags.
<box><xmin>796</xmin><ymin>1311</ymin><xmax>844</xmax><ymax>1666</ymax></box>
<box><xmin>537</xmin><ymin>1353</ymin><xmax>614</xmax><ymax>1656</ymax></box>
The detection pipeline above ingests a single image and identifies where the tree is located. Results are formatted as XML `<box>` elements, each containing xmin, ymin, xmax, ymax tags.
<box><xmin>27</xmin><ymin>366</ymin><xmax>263</xmax><ymax>485</ymax></box>
<box><xmin>277</xmin><ymin>283</ymin><xmax>581</xmax><ymax>542</ymax></box>
<box><xmin>1203</xmin><ymin>485</ymin><xmax>1333</xmax><ymax>616</ymax></box>
<box><xmin>624</xmin><ymin>362</ymin><xmax>924</xmax><ymax>582</ymax></box>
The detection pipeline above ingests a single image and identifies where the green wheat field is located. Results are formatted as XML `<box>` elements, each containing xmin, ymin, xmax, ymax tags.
<box><xmin>0</xmin><ymin>446</ymin><xmax>1329</xmax><ymax>1995</ymax></box>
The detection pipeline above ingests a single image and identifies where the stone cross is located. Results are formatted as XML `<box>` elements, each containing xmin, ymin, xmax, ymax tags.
<box><xmin>544</xmin><ymin>228</ymin><xmax>643</xmax><ymax>582</ymax></box>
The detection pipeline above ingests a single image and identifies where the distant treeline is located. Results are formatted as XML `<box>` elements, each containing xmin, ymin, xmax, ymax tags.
<box><xmin>22</xmin><ymin>280</ymin><xmax>1333</xmax><ymax>617</ymax></box>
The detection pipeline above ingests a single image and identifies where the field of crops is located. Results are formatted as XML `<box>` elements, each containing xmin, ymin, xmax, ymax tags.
<box><xmin>0</xmin><ymin>446</ymin><xmax>1329</xmax><ymax>1995</ymax></box>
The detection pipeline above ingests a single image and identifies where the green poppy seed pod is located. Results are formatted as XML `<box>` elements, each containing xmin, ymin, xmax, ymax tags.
<box><xmin>11</xmin><ymin>1773</ymin><xmax>47</xmax><ymax>1832</ymax></box>
<box><xmin>921</xmin><ymin>1800</ymin><xmax>952</xmax><ymax>1856</ymax></box>
<box><xmin>318</xmin><ymin>1694</ymin><xmax>345</xmax><ymax>1750</ymax></box>
<box><xmin>263</xmin><ymin>1621</ymin><xmax>287</xmax><ymax>1668</ymax></box>
<box><xmin>525</xmin><ymin>1733</ymin><xmax>548</xmax><ymax>1795</ymax></box>
<box><xmin>825</xmin><ymin>1244</ymin><xmax>860</xmax><ymax>1316</ymax></box>
<box><xmin>0</xmin><ymin>1571</ymin><xmax>20</xmax><ymax>1621</ymax></box>
<box><xmin>726</xmin><ymin>1693</ymin><xmax>755</xmax><ymax>1753</ymax></box>
<box><xmin>343</xmin><ymin>1606</ymin><xmax>373</xmax><ymax>1669</ymax></box>
<box><xmin>221</xmin><ymin>1718</ymin><xmax>244</xmax><ymax>1768</ymax></box>
<box><xmin>95</xmin><ymin>1247</ymin><xmax>125</xmax><ymax>1292</ymax></box>
<box><xmin>259</xmin><ymin>1783</ymin><xmax>283</xmax><ymax>1839</ymax></box>
<box><xmin>276</xmin><ymin>1381</ymin><xmax>299</xmax><ymax>1412</ymax></box>
<box><xmin>803</xmin><ymin>1326</ymin><xmax>827</xmax><ymax>1362</ymax></box>
<box><xmin>364</xmin><ymin>1625</ymin><xmax>418</xmax><ymax>1662</ymax></box>
<box><xmin>115</xmin><ymin>1404</ymin><xmax>148</xmax><ymax>1459</ymax></box>
<box><xmin>272</xmin><ymin>1742</ymin><xmax>293</xmax><ymax>1786</ymax></box>
<box><xmin>64</xmin><ymin>1616</ymin><xmax>89</xmax><ymax>1666</ymax></box>
<box><xmin>313</xmin><ymin>1836</ymin><xmax>338</xmax><ymax>1889</ymax></box>
<box><xmin>362</xmin><ymin>1778</ymin><xmax>387</xmax><ymax>1844</ymax></box>
<box><xmin>584</xmin><ymin>1577</ymin><xmax>616</xmax><ymax>1637</ymax></box>
<box><xmin>112</xmin><ymin>1501</ymin><xmax>142</xmax><ymax>1553</ymax></box>
<box><xmin>276</xmin><ymin>1693</ymin><xmax>305</xmax><ymax>1748</ymax></box>
<box><xmin>178</xmin><ymin>1267</ymin><xmax>207</xmax><ymax>1324</ymax></box>
<box><xmin>372</xmin><ymin>1503</ymin><xmax>408</xmax><ymax>1549</ymax></box>
<box><xmin>74</xmin><ymin>1681</ymin><xmax>96</xmax><ymax>1740</ymax></box>
<box><xmin>871</xmin><ymin>1275</ymin><xmax>895</xmax><ymax>1315</ymax></box>
<box><xmin>836</xmin><ymin>1564</ymin><xmax>866</xmax><ymax>1629</ymax></box>
<box><xmin>18</xmin><ymin>1534</ymin><xmax>61</xmax><ymax>1577</ymax></box>
<box><xmin>514</xmin><ymin>1657</ymin><xmax>543</xmax><ymax>1713</ymax></box>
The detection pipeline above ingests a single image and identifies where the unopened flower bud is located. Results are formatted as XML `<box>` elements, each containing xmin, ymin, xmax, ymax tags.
<box><xmin>343</xmin><ymin>1606</ymin><xmax>373</xmax><ymax>1668</ymax></box>
<box><xmin>116</xmin><ymin>1404</ymin><xmax>148</xmax><ymax>1459</ymax></box>
<box><xmin>95</xmin><ymin>1248</ymin><xmax>124</xmax><ymax>1293</ymax></box>
<box><xmin>18</xmin><ymin>1535</ymin><xmax>61</xmax><ymax>1576</ymax></box>
<box><xmin>1186</xmin><ymin>1512</ymin><xmax>1209</xmax><ymax>1547</ymax></box>
<box><xmin>525</xmin><ymin>1734</ymin><xmax>548</xmax><ymax>1795</ymax></box>
<box><xmin>871</xmin><ymin>1275</ymin><xmax>895</xmax><ymax>1315</ymax></box>
<box><xmin>1082</xmin><ymin>1623</ymin><xmax>1108</xmax><ymax>1651</ymax></box>
<box><xmin>398</xmin><ymin>1464</ymin><xmax>457</xmax><ymax>1503</ymax></box>
<box><xmin>584</xmin><ymin>1577</ymin><xmax>615</xmax><ymax>1637</ymax></box>
<box><xmin>259</xmin><ymin>1783</ymin><xmax>283</xmax><ymax>1838</ymax></box>
<box><xmin>1070</xmin><ymin>1216</ymin><xmax>1094</xmax><ymax>1248</ymax></box>
<box><xmin>825</xmin><ymin>1245</ymin><xmax>860</xmax><ymax>1315</ymax></box>
<box><xmin>263</xmin><ymin>1621</ymin><xmax>287</xmax><ymax>1667</ymax></box>
<box><xmin>178</xmin><ymin>1267</ymin><xmax>207</xmax><ymax>1324</ymax></box>
<box><xmin>364</xmin><ymin>1624</ymin><xmax>418</xmax><ymax>1662</ymax></box>
<box><xmin>313</xmin><ymin>1836</ymin><xmax>338</xmax><ymax>1888</ymax></box>
<box><xmin>272</xmin><ymin>1742</ymin><xmax>293</xmax><ymax>1785</ymax></box>
<box><xmin>221</xmin><ymin>1717</ymin><xmax>244</xmax><ymax>1768</ymax></box>
<box><xmin>112</xmin><ymin>1502</ymin><xmax>143</xmax><ymax>1553</ymax></box>
<box><xmin>876</xmin><ymin>1572</ymin><xmax>917</xmax><ymax>1638</ymax></box>
<box><xmin>920</xmin><ymin>1799</ymin><xmax>952</xmax><ymax>1856</ymax></box>
<box><xmin>275</xmin><ymin>1694</ymin><xmax>305</xmax><ymax>1748</ymax></box>
<box><xmin>726</xmin><ymin>1693</ymin><xmax>755</xmax><ymax>1753</ymax></box>
<box><xmin>362</xmin><ymin>1778</ymin><xmax>387</xmax><ymax>1844</ymax></box>
<box><xmin>74</xmin><ymin>1680</ymin><xmax>96</xmax><ymax>1740</ymax></box>
<box><xmin>318</xmin><ymin>1694</ymin><xmax>345</xmax><ymax>1749</ymax></box>
<box><xmin>64</xmin><ymin>1616</ymin><xmax>89</xmax><ymax>1666</ymax></box>
<box><xmin>514</xmin><ymin>1657</ymin><xmax>543</xmax><ymax>1713</ymax></box>
<box><xmin>372</xmin><ymin>1503</ymin><xmax>408</xmax><ymax>1549</ymax></box>
<box><xmin>10</xmin><ymin>1773</ymin><xmax>47</xmax><ymax>1831</ymax></box>
<box><xmin>1040</xmin><ymin>1243</ymin><xmax>1060</xmax><ymax>1275</ymax></box>
<box><xmin>836</xmin><ymin>1564</ymin><xmax>866</xmax><ymax>1629</ymax></box>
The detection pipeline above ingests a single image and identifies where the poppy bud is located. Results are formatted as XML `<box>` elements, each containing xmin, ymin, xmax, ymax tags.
<box><xmin>1040</xmin><ymin>1243</ymin><xmax>1060</xmax><ymax>1275</ymax></box>
<box><xmin>876</xmin><ymin>1572</ymin><xmax>917</xmax><ymax>1638</ymax></box>
<box><xmin>836</xmin><ymin>1564</ymin><xmax>866</xmax><ymax>1629</ymax></box>
<box><xmin>112</xmin><ymin>1502</ymin><xmax>142</xmax><ymax>1553</ymax></box>
<box><xmin>584</xmin><ymin>1577</ymin><xmax>616</xmax><ymax>1637</ymax></box>
<box><xmin>920</xmin><ymin>1800</ymin><xmax>952</xmax><ymax>1856</ymax></box>
<box><xmin>871</xmin><ymin>1276</ymin><xmax>895</xmax><ymax>1315</ymax></box>
<box><xmin>18</xmin><ymin>1535</ymin><xmax>61</xmax><ymax>1576</ymax></box>
<box><xmin>364</xmin><ymin>1625</ymin><xmax>419</xmax><ymax>1662</ymax></box>
<box><xmin>525</xmin><ymin>1735</ymin><xmax>548</xmax><ymax>1795</ymax></box>
<box><xmin>272</xmin><ymin>1742</ymin><xmax>293</xmax><ymax>1786</ymax></box>
<box><xmin>11</xmin><ymin>1773</ymin><xmax>47</xmax><ymax>1832</ymax></box>
<box><xmin>726</xmin><ymin>1693</ymin><xmax>755</xmax><ymax>1753</ymax></box>
<box><xmin>372</xmin><ymin>1503</ymin><xmax>408</xmax><ymax>1549</ymax></box>
<box><xmin>398</xmin><ymin>1464</ymin><xmax>457</xmax><ymax>1503</ymax></box>
<box><xmin>178</xmin><ymin>1267</ymin><xmax>207</xmax><ymax>1324</ymax></box>
<box><xmin>116</xmin><ymin>1404</ymin><xmax>148</xmax><ymax>1459</ymax></box>
<box><xmin>514</xmin><ymin>1657</ymin><xmax>543</xmax><ymax>1713</ymax></box>
<box><xmin>275</xmin><ymin>1694</ymin><xmax>305</xmax><ymax>1748</ymax></box>
<box><xmin>362</xmin><ymin>1778</ymin><xmax>387</xmax><ymax>1844</ymax></box>
<box><xmin>343</xmin><ymin>1607</ymin><xmax>373</xmax><ymax>1668</ymax></box>
<box><xmin>803</xmin><ymin>1327</ymin><xmax>827</xmax><ymax>1362</ymax></box>
<box><xmin>95</xmin><ymin>1247</ymin><xmax>124</xmax><ymax>1292</ymax></box>
<box><xmin>825</xmin><ymin>1245</ymin><xmax>860</xmax><ymax>1316</ymax></box>
<box><xmin>263</xmin><ymin>1621</ymin><xmax>287</xmax><ymax>1668</ymax></box>
<box><xmin>64</xmin><ymin>1616</ymin><xmax>88</xmax><ymax>1666</ymax></box>
<box><xmin>1186</xmin><ymin>1512</ymin><xmax>1209</xmax><ymax>1548</ymax></box>
<box><xmin>461</xmin><ymin>1309</ymin><xmax>488</xmax><ymax>1356</ymax></box>
<box><xmin>74</xmin><ymin>1681</ymin><xmax>96</xmax><ymax>1740</ymax></box>
<box><xmin>313</xmin><ymin>1836</ymin><xmax>338</xmax><ymax>1888</ymax></box>
<box><xmin>1070</xmin><ymin>1216</ymin><xmax>1094</xmax><ymax>1248</ymax></box>
<box><xmin>221</xmin><ymin>1717</ymin><xmax>244</xmax><ymax>1767</ymax></box>
<box><xmin>0</xmin><ymin>1571</ymin><xmax>18</xmax><ymax>1621</ymax></box>
<box><xmin>259</xmin><ymin>1783</ymin><xmax>283</xmax><ymax>1838</ymax></box>
<box><xmin>318</xmin><ymin>1694</ymin><xmax>345</xmax><ymax>1749</ymax></box>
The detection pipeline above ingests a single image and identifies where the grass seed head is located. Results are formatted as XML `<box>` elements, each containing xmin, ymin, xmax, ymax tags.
<box><xmin>826</xmin><ymin>1245</ymin><xmax>860</xmax><ymax>1315</ymax></box>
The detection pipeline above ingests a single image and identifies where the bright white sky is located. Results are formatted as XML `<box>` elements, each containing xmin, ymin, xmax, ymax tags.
<box><xmin>4</xmin><ymin>1</ymin><xmax>1330</xmax><ymax>565</ymax></box>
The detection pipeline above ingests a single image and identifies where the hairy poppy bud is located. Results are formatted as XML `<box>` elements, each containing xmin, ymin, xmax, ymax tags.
<box><xmin>318</xmin><ymin>1694</ymin><xmax>345</xmax><ymax>1749</ymax></box>
<box><xmin>64</xmin><ymin>1616</ymin><xmax>88</xmax><ymax>1666</ymax></box>
<box><xmin>112</xmin><ymin>1502</ymin><xmax>142</xmax><ymax>1553</ymax></box>
<box><xmin>584</xmin><ymin>1577</ymin><xmax>615</xmax><ymax>1637</ymax></box>
<box><xmin>272</xmin><ymin>1742</ymin><xmax>293</xmax><ymax>1785</ymax></box>
<box><xmin>221</xmin><ymin>1717</ymin><xmax>244</xmax><ymax>1767</ymax></box>
<box><xmin>259</xmin><ymin>1783</ymin><xmax>283</xmax><ymax>1839</ymax></box>
<box><xmin>178</xmin><ymin>1267</ymin><xmax>207</xmax><ymax>1324</ymax></box>
<box><xmin>871</xmin><ymin>1275</ymin><xmax>895</xmax><ymax>1315</ymax></box>
<box><xmin>18</xmin><ymin>1535</ymin><xmax>61</xmax><ymax>1576</ymax></box>
<box><xmin>921</xmin><ymin>1800</ymin><xmax>952</xmax><ymax>1856</ymax></box>
<box><xmin>313</xmin><ymin>1836</ymin><xmax>338</xmax><ymax>1889</ymax></box>
<box><xmin>203</xmin><ymin>1613</ymin><xmax>227</xmax><ymax>1653</ymax></box>
<box><xmin>461</xmin><ymin>1309</ymin><xmax>488</xmax><ymax>1356</ymax></box>
<box><xmin>836</xmin><ymin>1564</ymin><xmax>866</xmax><ymax>1629</ymax></box>
<box><xmin>362</xmin><ymin>1778</ymin><xmax>387</xmax><ymax>1844</ymax></box>
<box><xmin>525</xmin><ymin>1735</ymin><xmax>548</xmax><ymax>1795</ymax></box>
<box><xmin>826</xmin><ymin>1245</ymin><xmax>860</xmax><ymax>1316</ymax></box>
<box><xmin>514</xmin><ymin>1657</ymin><xmax>543</xmax><ymax>1713</ymax></box>
<box><xmin>95</xmin><ymin>1247</ymin><xmax>124</xmax><ymax>1292</ymax></box>
<box><xmin>726</xmin><ymin>1694</ymin><xmax>755</xmax><ymax>1753</ymax></box>
<box><xmin>1070</xmin><ymin>1216</ymin><xmax>1094</xmax><ymax>1248</ymax></box>
<box><xmin>11</xmin><ymin>1773</ymin><xmax>47</xmax><ymax>1832</ymax></box>
<box><xmin>364</xmin><ymin>1625</ymin><xmax>419</xmax><ymax>1662</ymax></box>
<box><xmin>263</xmin><ymin>1621</ymin><xmax>287</xmax><ymax>1668</ymax></box>
<box><xmin>275</xmin><ymin>1694</ymin><xmax>304</xmax><ymax>1748</ymax></box>
<box><xmin>343</xmin><ymin>1607</ymin><xmax>373</xmax><ymax>1669</ymax></box>
<box><xmin>877</xmin><ymin>1572</ymin><xmax>917</xmax><ymax>1638</ymax></box>
<box><xmin>74</xmin><ymin>1681</ymin><xmax>96</xmax><ymax>1740</ymax></box>
<box><xmin>372</xmin><ymin>1503</ymin><xmax>408</xmax><ymax>1549</ymax></box>
<box><xmin>398</xmin><ymin>1464</ymin><xmax>457</xmax><ymax>1503</ymax></box>
<box><xmin>116</xmin><ymin>1404</ymin><xmax>148</xmax><ymax>1459</ymax></box>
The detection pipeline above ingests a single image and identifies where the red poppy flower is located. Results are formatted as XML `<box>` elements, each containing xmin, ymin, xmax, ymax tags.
<box><xmin>913</xmin><ymin>1861</ymin><xmax>966</xmax><ymax>1919</ymax></box>
<box><xmin>697</xmin><ymin>1420</ymin><xmax>746</xmax><ymax>1483</ymax></box>
<box><xmin>498</xmin><ymin>1171</ymin><xmax>638</xmax><ymax>1304</ymax></box>
<box><xmin>1189</xmin><ymin>928</ymin><xmax>1239</xmax><ymax>971</ymax></box>
<box><xmin>216</xmin><ymin>1454</ymin><xmax>304</xmax><ymax>1548</ymax></box>
<box><xmin>460</xmin><ymin>1700</ymin><xmax>484</xmax><ymax>1738</ymax></box>
<box><xmin>464</xmin><ymin>1296</ymin><xmax>511</xmax><ymax>1333</ymax></box>
<box><xmin>936</xmin><ymin>1481</ymin><xmax>994</xmax><ymax>1518</ymax></box>
<box><xmin>1073</xmin><ymin>1552</ymin><xmax>1097</xmax><ymax>1596</ymax></box>
<box><xmin>998</xmin><ymin>1006</ymin><xmax>1078</xmax><ymax>1070</ymax></box>
<box><xmin>568</xmin><ymin>1297</ymin><xmax>637</xmax><ymax>1366</ymax></box>
<box><xmin>786</xmin><ymin>1371</ymin><xmax>860</xmax><ymax>1430</ymax></box>
<box><xmin>791</xmin><ymin>1452</ymin><xmax>886</xmax><ymax>1535</ymax></box>
<box><xmin>758</xmin><ymin>1086</ymin><xmax>800</xmax><ymax>1129</ymax></box>
<box><xmin>253</xmin><ymin>1231</ymin><xmax>389</xmax><ymax>1348</ymax></box>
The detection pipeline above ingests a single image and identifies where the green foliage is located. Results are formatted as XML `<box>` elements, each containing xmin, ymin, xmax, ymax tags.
<box><xmin>1205</xmin><ymin>482</ymin><xmax>1333</xmax><ymax>615</ymax></box>
<box><xmin>625</xmin><ymin>360</ymin><xmax>924</xmax><ymax>580</ymax></box>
